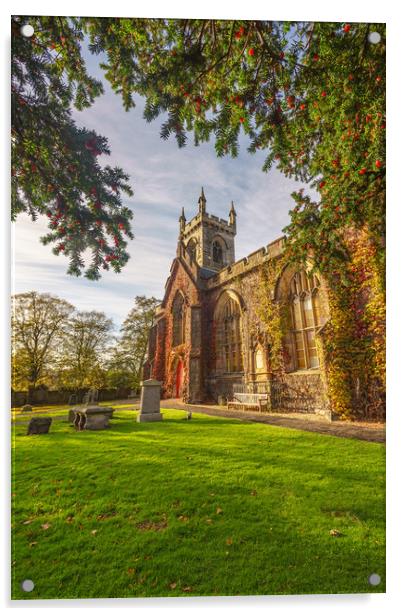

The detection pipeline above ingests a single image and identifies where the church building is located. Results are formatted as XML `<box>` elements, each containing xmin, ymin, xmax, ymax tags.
<box><xmin>145</xmin><ymin>189</ymin><xmax>331</xmax><ymax>414</ymax></box>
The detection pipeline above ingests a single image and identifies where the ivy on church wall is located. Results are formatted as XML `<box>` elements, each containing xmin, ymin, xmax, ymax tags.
<box><xmin>255</xmin><ymin>256</ymin><xmax>289</xmax><ymax>373</ymax></box>
<box><xmin>319</xmin><ymin>227</ymin><xmax>385</xmax><ymax>420</ymax></box>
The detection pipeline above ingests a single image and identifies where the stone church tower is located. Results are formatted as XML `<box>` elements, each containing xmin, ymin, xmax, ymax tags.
<box><xmin>179</xmin><ymin>188</ymin><xmax>237</xmax><ymax>272</ymax></box>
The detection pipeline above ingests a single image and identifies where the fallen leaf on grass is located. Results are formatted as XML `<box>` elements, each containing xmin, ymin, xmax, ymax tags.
<box><xmin>206</xmin><ymin>518</ymin><xmax>213</xmax><ymax>524</ymax></box>
<box><xmin>91</xmin><ymin>529</ymin><xmax>98</xmax><ymax>535</ymax></box>
<box><xmin>329</xmin><ymin>529</ymin><xmax>343</xmax><ymax>537</ymax></box>
<box><xmin>216</xmin><ymin>507</ymin><xmax>223</xmax><ymax>515</ymax></box>
<box><xmin>182</xmin><ymin>586</ymin><xmax>193</xmax><ymax>592</ymax></box>
<box><xmin>226</xmin><ymin>537</ymin><xmax>233</xmax><ymax>545</ymax></box>
<box><xmin>178</xmin><ymin>515</ymin><xmax>189</xmax><ymax>522</ymax></box>
<box><xmin>169</xmin><ymin>582</ymin><xmax>177</xmax><ymax>589</ymax></box>
<box><xmin>41</xmin><ymin>523</ymin><xmax>51</xmax><ymax>530</ymax></box>
<box><xmin>29</xmin><ymin>542</ymin><xmax>38</xmax><ymax>547</ymax></box>
<box><xmin>250</xmin><ymin>490</ymin><xmax>257</xmax><ymax>496</ymax></box>
<box><xmin>22</xmin><ymin>519</ymin><xmax>33</xmax><ymax>525</ymax></box>
<box><xmin>127</xmin><ymin>568</ymin><xmax>136</xmax><ymax>575</ymax></box>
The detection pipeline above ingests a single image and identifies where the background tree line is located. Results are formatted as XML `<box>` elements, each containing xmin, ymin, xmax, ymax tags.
<box><xmin>11</xmin><ymin>291</ymin><xmax>159</xmax><ymax>395</ymax></box>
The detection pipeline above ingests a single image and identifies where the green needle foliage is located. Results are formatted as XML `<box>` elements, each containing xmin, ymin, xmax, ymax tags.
<box><xmin>82</xmin><ymin>18</ymin><xmax>385</xmax><ymax>281</ymax></box>
<box><xmin>12</xmin><ymin>17</ymin><xmax>385</xmax><ymax>282</ymax></box>
<box><xmin>11</xmin><ymin>16</ymin><xmax>134</xmax><ymax>280</ymax></box>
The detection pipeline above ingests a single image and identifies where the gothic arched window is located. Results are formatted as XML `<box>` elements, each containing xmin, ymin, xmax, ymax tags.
<box><xmin>187</xmin><ymin>238</ymin><xmax>197</xmax><ymax>262</ymax></box>
<box><xmin>215</xmin><ymin>295</ymin><xmax>243</xmax><ymax>373</ymax></box>
<box><xmin>212</xmin><ymin>240</ymin><xmax>223</xmax><ymax>266</ymax></box>
<box><xmin>290</xmin><ymin>271</ymin><xmax>324</xmax><ymax>370</ymax></box>
<box><xmin>172</xmin><ymin>293</ymin><xmax>185</xmax><ymax>347</ymax></box>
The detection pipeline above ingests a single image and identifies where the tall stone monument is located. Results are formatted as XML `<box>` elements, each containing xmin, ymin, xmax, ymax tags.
<box><xmin>137</xmin><ymin>379</ymin><xmax>163</xmax><ymax>422</ymax></box>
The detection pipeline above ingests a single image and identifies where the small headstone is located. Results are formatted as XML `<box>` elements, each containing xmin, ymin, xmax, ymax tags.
<box><xmin>21</xmin><ymin>404</ymin><xmax>33</xmax><ymax>414</ymax></box>
<box><xmin>68</xmin><ymin>393</ymin><xmax>78</xmax><ymax>405</ymax></box>
<box><xmin>137</xmin><ymin>379</ymin><xmax>163</xmax><ymax>422</ymax></box>
<box><xmin>27</xmin><ymin>417</ymin><xmax>52</xmax><ymax>435</ymax></box>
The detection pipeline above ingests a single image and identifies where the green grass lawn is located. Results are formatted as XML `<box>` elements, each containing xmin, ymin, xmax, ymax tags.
<box><xmin>11</xmin><ymin>409</ymin><xmax>385</xmax><ymax>599</ymax></box>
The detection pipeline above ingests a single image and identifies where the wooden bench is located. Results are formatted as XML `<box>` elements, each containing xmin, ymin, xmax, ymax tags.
<box><xmin>227</xmin><ymin>392</ymin><xmax>269</xmax><ymax>413</ymax></box>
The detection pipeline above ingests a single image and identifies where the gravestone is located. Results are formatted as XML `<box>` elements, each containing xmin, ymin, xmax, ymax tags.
<box><xmin>137</xmin><ymin>379</ymin><xmax>163</xmax><ymax>422</ymax></box>
<box><xmin>27</xmin><ymin>417</ymin><xmax>52</xmax><ymax>435</ymax></box>
<box><xmin>68</xmin><ymin>393</ymin><xmax>78</xmax><ymax>406</ymax></box>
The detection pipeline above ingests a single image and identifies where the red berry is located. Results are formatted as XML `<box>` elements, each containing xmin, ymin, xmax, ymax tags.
<box><xmin>118</xmin><ymin>223</ymin><xmax>125</xmax><ymax>230</ymax></box>
<box><xmin>343</xmin><ymin>24</ymin><xmax>351</xmax><ymax>33</ymax></box>
<box><xmin>312</xmin><ymin>54</ymin><xmax>319</xmax><ymax>62</ymax></box>
<box><xmin>375</xmin><ymin>76</ymin><xmax>382</xmax><ymax>83</ymax></box>
<box><xmin>321</xmin><ymin>91</ymin><xmax>327</xmax><ymax>98</ymax></box>
<box><xmin>375</xmin><ymin>160</ymin><xmax>382</xmax><ymax>168</ymax></box>
<box><xmin>286</xmin><ymin>95</ymin><xmax>295</xmax><ymax>108</ymax></box>
<box><xmin>248</xmin><ymin>48</ymin><xmax>255</xmax><ymax>56</ymax></box>
<box><xmin>58</xmin><ymin>244</ymin><xmax>65</xmax><ymax>252</ymax></box>
<box><xmin>299</xmin><ymin>103</ymin><xmax>306</xmax><ymax>111</ymax></box>
<box><xmin>319</xmin><ymin>181</ymin><xmax>326</xmax><ymax>188</ymax></box>
<box><xmin>239</xmin><ymin>117</ymin><xmax>245</xmax><ymax>123</ymax></box>
<box><xmin>358</xmin><ymin>168</ymin><xmax>367</xmax><ymax>175</ymax></box>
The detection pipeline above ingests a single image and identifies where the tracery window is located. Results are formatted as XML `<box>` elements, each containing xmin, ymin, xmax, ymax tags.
<box><xmin>216</xmin><ymin>295</ymin><xmax>243</xmax><ymax>373</ymax></box>
<box><xmin>172</xmin><ymin>293</ymin><xmax>185</xmax><ymax>347</ymax></box>
<box><xmin>212</xmin><ymin>240</ymin><xmax>223</xmax><ymax>266</ymax></box>
<box><xmin>290</xmin><ymin>271</ymin><xmax>324</xmax><ymax>370</ymax></box>
<box><xmin>187</xmin><ymin>238</ymin><xmax>197</xmax><ymax>262</ymax></box>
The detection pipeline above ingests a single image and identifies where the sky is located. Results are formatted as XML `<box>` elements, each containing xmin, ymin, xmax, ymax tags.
<box><xmin>11</xmin><ymin>35</ymin><xmax>308</xmax><ymax>330</ymax></box>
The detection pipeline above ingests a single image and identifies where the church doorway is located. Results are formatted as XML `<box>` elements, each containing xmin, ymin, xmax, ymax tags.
<box><xmin>175</xmin><ymin>360</ymin><xmax>184</xmax><ymax>398</ymax></box>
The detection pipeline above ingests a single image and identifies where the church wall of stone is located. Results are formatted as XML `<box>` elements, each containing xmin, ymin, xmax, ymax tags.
<box><xmin>150</xmin><ymin>260</ymin><xmax>203</xmax><ymax>402</ymax></box>
<box><xmin>147</xmin><ymin>193</ymin><xmax>332</xmax><ymax>414</ymax></box>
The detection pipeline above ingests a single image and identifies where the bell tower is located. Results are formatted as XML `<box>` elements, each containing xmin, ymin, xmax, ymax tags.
<box><xmin>178</xmin><ymin>188</ymin><xmax>237</xmax><ymax>272</ymax></box>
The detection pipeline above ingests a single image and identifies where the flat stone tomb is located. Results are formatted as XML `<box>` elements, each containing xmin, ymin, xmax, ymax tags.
<box><xmin>137</xmin><ymin>379</ymin><xmax>163</xmax><ymax>422</ymax></box>
<box><xmin>69</xmin><ymin>406</ymin><xmax>114</xmax><ymax>431</ymax></box>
